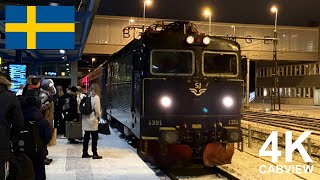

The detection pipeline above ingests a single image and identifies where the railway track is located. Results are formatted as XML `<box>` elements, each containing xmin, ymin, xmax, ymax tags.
<box><xmin>243</xmin><ymin>110</ymin><xmax>320</xmax><ymax>134</ymax></box>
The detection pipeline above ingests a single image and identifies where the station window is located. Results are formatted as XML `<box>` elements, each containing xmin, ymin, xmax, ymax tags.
<box><xmin>262</xmin><ymin>68</ymin><xmax>266</xmax><ymax>77</ymax></box>
<box><xmin>279</xmin><ymin>67</ymin><xmax>283</xmax><ymax>76</ymax></box>
<box><xmin>287</xmin><ymin>66</ymin><xmax>291</xmax><ymax>76</ymax></box>
<box><xmin>292</xmin><ymin>66</ymin><xmax>295</xmax><ymax>76</ymax></box>
<box><xmin>306</xmin><ymin>88</ymin><xmax>310</xmax><ymax>98</ymax></box>
<box><xmin>310</xmin><ymin>88</ymin><xmax>314</xmax><ymax>98</ymax></box>
<box><xmin>292</xmin><ymin>88</ymin><xmax>296</xmax><ymax>97</ymax></box>
<box><xmin>301</xmin><ymin>65</ymin><xmax>305</xmax><ymax>75</ymax></box>
<box><xmin>261</xmin><ymin>68</ymin><xmax>265</xmax><ymax>77</ymax></box>
<box><xmin>269</xmin><ymin>68</ymin><xmax>273</xmax><ymax>77</ymax></box>
<box><xmin>282</xmin><ymin>66</ymin><xmax>286</xmax><ymax>76</ymax></box>
<box><xmin>316</xmin><ymin>64</ymin><xmax>320</xmax><ymax>75</ymax></box>
<box><xmin>280</xmin><ymin>88</ymin><xmax>284</xmax><ymax>97</ymax></box>
<box><xmin>287</xmin><ymin>88</ymin><xmax>292</xmax><ymax>97</ymax></box>
<box><xmin>263</xmin><ymin>88</ymin><xmax>268</xmax><ymax>97</ymax></box>
<box><xmin>306</xmin><ymin>64</ymin><xmax>310</xmax><ymax>75</ymax></box>
<box><xmin>295</xmin><ymin>66</ymin><xmax>299</xmax><ymax>76</ymax></box>
<box><xmin>310</xmin><ymin>64</ymin><xmax>314</xmax><ymax>75</ymax></box>
<box><xmin>296</xmin><ymin>88</ymin><xmax>301</xmax><ymax>97</ymax></box>
<box><xmin>259</xmin><ymin>68</ymin><xmax>262</xmax><ymax>77</ymax></box>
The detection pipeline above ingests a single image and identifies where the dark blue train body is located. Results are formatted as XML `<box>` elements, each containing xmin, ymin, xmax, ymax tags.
<box><xmin>81</xmin><ymin>22</ymin><xmax>243</xmax><ymax>166</ymax></box>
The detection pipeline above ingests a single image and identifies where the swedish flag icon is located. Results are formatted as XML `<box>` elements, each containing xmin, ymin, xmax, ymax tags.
<box><xmin>5</xmin><ymin>6</ymin><xmax>75</xmax><ymax>49</ymax></box>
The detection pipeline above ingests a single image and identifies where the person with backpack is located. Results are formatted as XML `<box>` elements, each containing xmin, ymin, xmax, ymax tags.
<box><xmin>21</xmin><ymin>77</ymin><xmax>53</xmax><ymax>180</ymax></box>
<box><xmin>0</xmin><ymin>72</ymin><xmax>24</xmax><ymax>180</ymax></box>
<box><xmin>81</xmin><ymin>83</ymin><xmax>102</xmax><ymax>159</ymax></box>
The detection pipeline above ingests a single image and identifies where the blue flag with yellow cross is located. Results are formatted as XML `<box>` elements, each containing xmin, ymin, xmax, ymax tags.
<box><xmin>5</xmin><ymin>6</ymin><xmax>75</xmax><ymax>49</ymax></box>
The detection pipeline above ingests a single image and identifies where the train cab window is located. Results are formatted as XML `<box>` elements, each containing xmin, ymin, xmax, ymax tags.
<box><xmin>150</xmin><ymin>50</ymin><xmax>194</xmax><ymax>75</ymax></box>
<box><xmin>202</xmin><ymin>51</ymin><xmax>238</xmax><ymax>77</ymax></box>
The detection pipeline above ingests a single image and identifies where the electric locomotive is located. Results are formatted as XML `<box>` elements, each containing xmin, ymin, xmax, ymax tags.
<box><xmin>82</xmin><ymin>21</ymin><xmax>243</xmax><ymax>166</ymax></box>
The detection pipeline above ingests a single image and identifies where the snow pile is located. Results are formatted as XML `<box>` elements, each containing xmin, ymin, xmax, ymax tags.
<box><xmin>219</xmin><ymin>149</ymin><xmax>320</xmax><ymax>180</ymax></box>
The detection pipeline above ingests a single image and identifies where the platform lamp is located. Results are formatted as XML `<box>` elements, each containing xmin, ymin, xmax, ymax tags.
<box><xmin>92</xmin><ymin>57</ymin><xmax>96</xmax><ymax>66</ymax></box>
<box><xmin>203</xmin><ymin>8</ymin><xmax>212</xmax><ymax>35</ymax></box>
<box><xmin>143</xmin><ymin>0</ymin><xmax>152</xmax><ymax>24</ymax></box>
<box><xmin>231</xmin><ymin>25</ymin><xmax>236</xmax><ymax>37</ymax></box>
<box><xmin>271</xmin><ymin>5</ymin><xmax>281</xmax><ymax>110</ymax></box>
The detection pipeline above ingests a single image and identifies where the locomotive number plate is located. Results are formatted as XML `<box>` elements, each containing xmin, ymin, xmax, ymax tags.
<box><xmin>192</xmin><ymin>124</ymin><xmax>202</xmax><ymax>129</ymax></box>
<box><xmin>228</xmin><ymin>120</ymin><xmax>239</xmax><ymax>125</ymax></box>
<box><xmin>148</xmin><ymin>120</ymin><xmax>162</xmax><ymax>126</ymax></box>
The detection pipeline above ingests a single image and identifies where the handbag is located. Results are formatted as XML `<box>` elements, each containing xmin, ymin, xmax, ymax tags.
<box><xmin>98</xmin><ymin>119</ymin><xmax>111</xmax><ymax>135</ymax></box>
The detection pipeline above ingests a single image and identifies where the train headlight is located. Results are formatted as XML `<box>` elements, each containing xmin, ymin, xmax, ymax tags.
<box><xmin>186</xmin><ymin>36</ymin><xmax>195</xmax><ymax>44</ymax></box>
<box><xmin>203</xmin><ymin>36</ymin><xmax>211</xmax><ymax>45</ymax></box>
<box><xmin>160</xmin><ymin>96</ymin><xmax>172</xmax><ymax>108</ymax></box>
<box><xmin>160</xmin><ymin>131</ymin><xmax>179</xmax><ymax>144</ymax></box>
<box><xmin>222</xmin><ymin>96</ymin><xmax>234</xmax><ymax>108</ymax></box>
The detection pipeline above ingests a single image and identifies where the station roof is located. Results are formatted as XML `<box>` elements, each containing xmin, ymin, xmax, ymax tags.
<box><xmin>0</xmin><ymin>0</ymin><xmax>100</xmax><ymax>62</ymax></box>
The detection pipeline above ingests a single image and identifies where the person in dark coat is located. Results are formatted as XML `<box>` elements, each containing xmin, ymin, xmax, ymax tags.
<box><xmin>53</xmin><ymin>86</ymin><xmax>66</xmax><ymax>135</ymax></box>
<box><xmin>22</xmin><ymin>83</ymin><xmax>53</xmax><ymax>180</ymax></box>
<box><xmin>0</xmin><ymin>72</ymin><xmax>24</xmax><ymax>179</ymax></box>
<box><xmin>68</xmin><ymin>86</ymin><xmax>79</xmax><ymax>122</ymax></box>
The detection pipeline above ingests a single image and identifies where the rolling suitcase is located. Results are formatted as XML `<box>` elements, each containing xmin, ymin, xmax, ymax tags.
<box><xmin>65</xmin><ymin>121</ymin><xmax>82</xmax><ymax>140</ymax></box>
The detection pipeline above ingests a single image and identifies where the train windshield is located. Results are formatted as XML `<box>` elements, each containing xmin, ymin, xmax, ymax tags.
<box><xmin>202</xmin><ymin>51</ymin><xmax>238</xmax><ymax>77</ymax></box>
<box><xmin>151</xmin><ymin>50</ymin><xmax>194</xmax><ymax>76</ymax></box>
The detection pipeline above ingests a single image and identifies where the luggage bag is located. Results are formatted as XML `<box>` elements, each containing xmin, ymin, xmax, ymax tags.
<box><xmin>65</xmin><ymin>121</ymin><xmax>82</xmax><ymax>140</ymax></box>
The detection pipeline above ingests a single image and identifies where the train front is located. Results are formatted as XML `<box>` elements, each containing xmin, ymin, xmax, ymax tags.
<box><xmin>140</xmin><ymin>32</ymin><xmax>243</xmax><ymax>166</ymax></box>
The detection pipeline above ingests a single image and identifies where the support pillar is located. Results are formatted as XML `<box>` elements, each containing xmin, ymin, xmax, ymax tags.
<box><xmin>15</xmin><ymin>50</ymin><xmax>22</xmax><ymax>63</ymax></box>
<box><xmin>32</xmin><ymin>61</ymin><xmax>38</xmax><ymax>75</ymax></box>
<box><xmin>71</xmin><ymin>61</ymin><xmax>78</xmax><ymax>86</ymax></box>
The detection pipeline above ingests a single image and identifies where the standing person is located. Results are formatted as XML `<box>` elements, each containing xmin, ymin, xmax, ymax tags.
<box><xmin>66</xmin><ymin>86</ymin><xmax>78</xmax><ymax>122</ymax></box>
<box><xmin>0</xmin><ymin>72</ymin><xmax>24</xmax><ymax>179</ymax></box>
<box><xmin>53</xmin><ymin>86</ymin><xmax>65</xmax><ymax>135</ymax></box>
<box><xmin>39</xmin><ymin>79</ymin><xmax>56</xmax><ymax>165</ymax></box>
<box><xmin>82</xmin><ymin>83</ymin><xmax>102</xmax><ymax>159</ymax></box>
<box><xmin>21</xmin><ymin>77</ymin><xmax>53</xmax><ymax>180</ymax></box>
<box><xmin>22</xmin><ymin>75</ymin><xmax>38</xmax><ymax>96</ymax></box>
<box><xmin>65</xmin><ymin>86</ymin><xmax>80</xmax><ymax>143</ymax></box>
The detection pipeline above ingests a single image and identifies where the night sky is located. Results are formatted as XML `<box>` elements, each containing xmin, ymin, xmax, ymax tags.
<box><xmin>98</xmin><ymin>0</ymin><xmax>320</xmax><ymax>27</ymax></box>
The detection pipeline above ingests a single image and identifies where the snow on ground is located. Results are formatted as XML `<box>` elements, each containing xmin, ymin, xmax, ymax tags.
<box><xmin>233</xmin><ymin>103</ymin><xmax>320</xmax><ymax>179</ymax></box>
<box><xmin>249</xmin><ymin>103</ymin><xmax>320</xmax><ymax>119</ymax></box>
<box><xmin>219</xmin><ymin>148</ymin><xmax>320</xmax><ymax>180</ymax></box>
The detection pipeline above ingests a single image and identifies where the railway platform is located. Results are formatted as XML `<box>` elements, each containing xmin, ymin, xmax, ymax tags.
<box><xmin>248</xmin><ymin>103</ymin><xmax>320</xmax><ymax>118</ymax></box>
<box><xmin>46</xmin><ymin>129</ymin><xmax>159</xmax><ymax>180</ymax></box>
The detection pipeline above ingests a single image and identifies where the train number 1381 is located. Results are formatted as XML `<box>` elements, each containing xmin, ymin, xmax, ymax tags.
<box><xmin>148</xmin><ymin>120</ymin><xmax>162</xmax><ymax>126</ymax></box>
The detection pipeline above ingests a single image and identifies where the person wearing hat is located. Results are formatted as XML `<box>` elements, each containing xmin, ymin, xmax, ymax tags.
<box><xmin>39</xmin><ymin>79</ymin><xmax>56</xmax><ymax>165</ymax></box>
<box><xmin>0</xmin><ymin>72</ymin><xmax>24</xmax><ymax>179</ymax></box>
